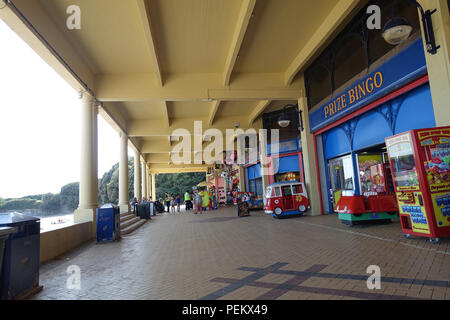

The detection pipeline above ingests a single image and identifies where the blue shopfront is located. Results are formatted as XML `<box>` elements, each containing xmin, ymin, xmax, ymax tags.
<box><xmin>309</xmin><ymin>38</ymin><xmax>436</xmax><ymax>214</ymax></box>
<box><xmin>244</xmin><ymin>138</ymin><xmax>304</xmax><ymax>198</ymax></box>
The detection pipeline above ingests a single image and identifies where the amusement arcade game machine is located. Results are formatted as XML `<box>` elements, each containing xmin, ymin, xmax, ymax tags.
<box><xmin>385</xmin><ymin>126</ymin><xmax>450</xmax><ymax>243</ymax></box>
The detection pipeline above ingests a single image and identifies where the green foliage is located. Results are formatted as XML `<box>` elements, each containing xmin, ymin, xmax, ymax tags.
<box><xmin>40</xmin><ymin>193</ymin><xmax>61</xmax><ymax>211</ymax></box>
<box><xmin>98</xmin><ymin>158</ymin><xmax>134</xmax><ymax>205</ymax></box>
<box><xmin>155</xmin><ymin>172</ymin><xmax>205</xmax><ymax>200</ymax></box>
<box><xmin>59</xmin><ymin>182</ymin><xmax>79</xmax><ymax>211</ymax></box>
<box><xmin>0</xmin><ymin>198</ymin><xmax>41</xmax><ymax>211</ymax></box>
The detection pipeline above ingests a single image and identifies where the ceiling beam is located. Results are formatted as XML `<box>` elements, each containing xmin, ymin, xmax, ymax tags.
<box><xmin>136</xmin><ymin>0</ymin><xmax>163</xmax><ymax>86</ymax></box>
<box><xmin>95</xmin><ymin>73</ymin><xmax>303</xmax><ymax>102</ymax></box>
<box><xmin>140</xmin><ymin>140</ymin><xmax>232</xmax><ymax>154</ymax></box>
<box><xmin>208</xmin><ymin>100</ymin><xmax>221</xmax><ymax>126</ymax></box>
<box><xmin>161</xmin><ymin>101</ymin><xmax>170</xmax><ymax>127</ymax></box>
<box><xmin>148</xmin><ymin>164</ymin><xmax>209</xmax><ymax>174</ymax></box>
<box><xmin>284</xmin><ymin>0</ymin><xmax>362</xmax><ymax>85</ymax></box>
<box><xmin>248</xmin><ymin>100</ymin><xmax>271</xmax><ymax>126</ymax></box>
<box><xmin>223</xmin><ymin>0</ymin><xmax>256</xmax><ymax>86</ymax></box>
<box><xmin>128</xmin><ymin>117</ymin><xmax>253</xmax><ymax>137</ymax></box>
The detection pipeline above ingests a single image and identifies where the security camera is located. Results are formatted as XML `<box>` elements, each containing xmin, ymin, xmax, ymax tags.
<box><xmin>234</xmin><ymin>122</ymin><xmax>240</xmax><ymax>129</ymax></box>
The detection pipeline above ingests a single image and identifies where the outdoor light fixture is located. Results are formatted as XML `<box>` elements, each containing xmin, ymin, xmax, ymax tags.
<box><xmin>382</xmin><ymin>0</ymin><xmax>440</xmax><ymax>54</ymax></box>
<box><xmin>277</xmin><ymin>104</ymin><xmax>304</xmax><ymax>132</ymax></box>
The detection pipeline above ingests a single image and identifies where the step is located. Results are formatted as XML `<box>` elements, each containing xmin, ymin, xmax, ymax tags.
<box><xmin>120</xmin><ymin>219</ymin><xmax>147</xmax><ymax>236</ymax></box>
<box><xmin>120</xmin><ymin>211</ymin><xmax>131</xmax><ymax>218</ymax></box>
<box><xmin>120</xmin><ymin>217</ymin><xmax>140</xmax><ymax>230</ymax></box>
<box><xmin>120</xmin><ymin>214</ymin><xmax>135</xmax><ymax>223</ymax></box>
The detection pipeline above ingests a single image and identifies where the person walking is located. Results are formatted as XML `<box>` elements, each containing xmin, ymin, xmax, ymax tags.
<box><xmin>176</xmin><ymin>194</ymin><xmax>181</xmax><ymax>213</ymax></box>
<box><xmin>195</xmin><ymin>190</ymin><xmax>202</xmax><ymax>214</ymax></box>
<box><xmin>170</xmin><ymin>194</ymin><xmax>176</xmax><ymax>213</ymax></box>
<box><xmin>165</xmin><ymin>192</ymin><xmax>171</xmax><ymax>213</ymax></box>
<box><xmin>200</xmin><ymin>189</ymin><xmax>210</xmax><ymax>213</ymax></box>
<box><xmin>130</xmin><ymin>197</ymin><xmax>138</xmax><ymax>215</ymax></box>
<box><xmin>184</xmin><ymin>190</ymin><xmax>192</xmax><ymax>211</ymax></box>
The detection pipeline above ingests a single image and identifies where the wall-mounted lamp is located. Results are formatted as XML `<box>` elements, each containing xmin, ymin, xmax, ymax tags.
<box><xmin>277</xmin><ymin>104</ymin><xmax>304</xmax><ymax>132</ymax></box>
<box><xmin>382</xmin><ymin>0</ymin><xmax>440</xmax><ymax>54</ymax></box>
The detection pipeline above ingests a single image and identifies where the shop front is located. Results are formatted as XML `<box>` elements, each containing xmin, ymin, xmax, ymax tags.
<box><xmin>262</xmin><ymin>108</ymin><xmax>305</xmax><ymax>189</ymax></box>
<box><xmin>244</xmin><ymin>163</ymin><xmax>263</xmax><ymax>198</ymax></box>
<box><xmin>310</xmin><ymin>38</ymin><xmax>436</xmax><ymax>216</ymax></box>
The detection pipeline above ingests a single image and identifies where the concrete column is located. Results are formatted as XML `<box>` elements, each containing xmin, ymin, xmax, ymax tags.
<box><xmin>133</xmin><ymin>150</ymin><xmax>142</xmax><ymax>202</ymax></box>
<box><xmin>418</xmin><ymin>0</ymin><xmax>450</xmax><ymax>126</ymax></box>
<box><xmin>259</xmin><ymin>131</ymin><xmax>270</xmax><ymax>204</ymax></box>
<box><xmin>119</xmin><ymin>132</ymin><xmax>130</xmax><ymax>213</ymax></box>
<box><xmin>141</xmin><ymin>159</ymin><xmax>147</xmax><ymax>200</ymax></box>
<box><xmin>74</xmin><ymin>91</ymin><xmax>98</xmax><ymax>225</ymax></box>
<box><xmin>238</xmin><ymin>166</ymin><xmax>245</xmax><ymax>192</ymax></box>
<box><xmin>298</xmin><ymin>93</ymin><xmax>322</xmax><ymax>216</ymax></box>
<box><xmin>146</xmin><ymin>165</ymin><xmax>150</xmax><ymax>199</ymax></box>
<box><xmin>151</xmin><ymin>173</ymin><xmax>157</xmax><ymax>201</ymax></box>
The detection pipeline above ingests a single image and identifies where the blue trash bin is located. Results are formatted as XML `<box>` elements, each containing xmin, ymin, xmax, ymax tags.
<box><xmin>0</xmin><ymin>212</ymin><xmax>42</xmax><ymax>300</ymax></box>
<box><xmin>0</xmin><ymin>227</ymin><xmax>15</xmax><ymax>286</ymax></box>
<box><xmin>96</xmin><ymin>204</ymin><xmax>121</xmax><ymax>243</ymax></box>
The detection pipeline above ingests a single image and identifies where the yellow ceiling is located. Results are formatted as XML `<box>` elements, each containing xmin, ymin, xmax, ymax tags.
<box><xmin>234</xmin><ymin>0</ymin><xmax>339</xmax><ymax>73</ymax></box>
<box><xmin>3</xmin><ymin>0</ymin><xmax>363</xmax><ymax>172</ymax></box>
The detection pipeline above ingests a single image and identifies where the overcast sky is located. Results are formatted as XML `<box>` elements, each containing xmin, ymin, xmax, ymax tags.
<box><xmin>0</xmin><ymin>19</ymin><xmax>130</xmax><ymax>199</ymax></box>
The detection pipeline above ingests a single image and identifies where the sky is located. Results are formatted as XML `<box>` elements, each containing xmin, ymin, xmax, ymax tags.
<box><xmin>0</xmin><ymin>19</ymin><xmax>132</xmax><ymax>199</ymax></box>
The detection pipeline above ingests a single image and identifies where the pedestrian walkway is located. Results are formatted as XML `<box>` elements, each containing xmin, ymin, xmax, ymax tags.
<box><xmin>33</xmin><ymin>207</ymin><xmax>450</xmax><ymax>300</ymax></box>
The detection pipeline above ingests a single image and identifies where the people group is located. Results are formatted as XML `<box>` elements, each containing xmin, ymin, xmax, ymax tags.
<box><xmin>130</xmin><ymin>196</ymin><xmax>153</xmax><ymax>215</ymax></box>
<box><xmin>130</xmin><ymin>189</ymin><xmax>216</xmax><ymax>216</ymax></box>
<box><xmin>160</xmin><ymin>188</ymin><xmax>213</xmax><ymax>214</ymax></box>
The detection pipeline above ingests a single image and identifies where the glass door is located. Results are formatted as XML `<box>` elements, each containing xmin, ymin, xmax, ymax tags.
<box><xmin>328</xmin><ymin>155</ymin><xmax>355</xmax><ymax>212</ymax></box>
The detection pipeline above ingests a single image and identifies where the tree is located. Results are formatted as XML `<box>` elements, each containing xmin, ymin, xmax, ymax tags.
<box><xmin>59</xmin><ymin>182</ymin><xmax>79</xmax><ymax>211</ymax></box>
<box><xmin>40</xmin><ymin>193</ymin><xmax>61</xmax><ymax>211</ymax></box>
<box><xmin>155</xmin><ymin>172</ymin><xmax>205</xmax><ymax>200</ymax></box>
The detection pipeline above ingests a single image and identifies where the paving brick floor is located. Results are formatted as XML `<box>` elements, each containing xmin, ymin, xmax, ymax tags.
<box><xmin>32</xmin><ymin>206</ymin><xmax>450</xmax><ymax>300</ymax></box>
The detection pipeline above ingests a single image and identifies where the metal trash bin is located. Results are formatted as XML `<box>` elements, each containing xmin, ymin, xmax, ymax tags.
<box><xmin>136</xmin><ymin>204</ymin><xmax>151</xmax><ymax>220</ymax></box>
<box><xmin>96</xmin><ymin>204</ymin><xmax>121</xmax><ymax>243</ymax></box>
<box><xmin>0</xmin><ymin>212</ymin><xmax>42</xmax><ymax>300</ymax></box>
<box><xmin>0</xmin><ymin>227</ymin><xmax>15</xmax><ymax>285</ymax></box>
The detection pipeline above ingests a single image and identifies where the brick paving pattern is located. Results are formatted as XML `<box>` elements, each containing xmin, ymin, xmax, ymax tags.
<box><xmin>33</xmin><ymin>207</ymin><xmax>450</xmax><ymax>300</ymax></box>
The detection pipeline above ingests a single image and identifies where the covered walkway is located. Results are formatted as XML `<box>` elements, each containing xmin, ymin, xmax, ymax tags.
<box><xmin>34</xmin><ymin>208</ymin><xmax>450</xmax><ymax>300</ymax></box>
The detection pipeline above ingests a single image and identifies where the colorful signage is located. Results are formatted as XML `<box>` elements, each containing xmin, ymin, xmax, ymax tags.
<box><xmin>323</xmin><ymin>72</ymin><xmax>384</xmax><ymax>120</ymax></box>
<box><xmin>309</xmin><ymin>38</ymin><xmax>427</xmax><ymax>133</ymax></box>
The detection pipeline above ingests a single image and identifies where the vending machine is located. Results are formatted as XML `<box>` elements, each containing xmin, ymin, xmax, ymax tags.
<box><xmin>385</xmin><ymin>126</ymin><xmax>450</xmax><ymax>243</ymax></box>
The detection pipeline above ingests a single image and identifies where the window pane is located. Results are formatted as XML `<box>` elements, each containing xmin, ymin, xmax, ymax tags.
<box><xmin>334</xmin><ymin>36</ymin><xmax>367</xmax><ymax>90</ymax></box>
<box><xmin>293</xmin><ymin>184</ymin><xmax>303</xmax><ymax>194</ymax></box>
<box><xmin>282</xmin><ymin>186</ymin><xmax>292</xmax><ymax>196</ymax></box>
<box><xmin>388</xmin><ymin>142</ymin><xmax>419</xmax><ymax>188</ymax></box>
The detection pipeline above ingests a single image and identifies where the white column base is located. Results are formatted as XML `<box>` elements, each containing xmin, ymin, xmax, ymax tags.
<box><xmin>74</xmin><ymin>208</ymin><xmax>97</xmax><ymax>238</ymax></box>
<box><xmin>119</xmin><ymin>204</ymin><xmax>130</xmax><ymax>214</ymax></box>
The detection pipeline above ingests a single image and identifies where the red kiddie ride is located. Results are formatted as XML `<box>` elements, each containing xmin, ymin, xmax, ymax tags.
<box><xmin>264</xmin><ymin>182</ymin><xmax>309</xmax><ymax>219</ymax></box>
<box><xmin>335</xmin><ymin>163</ymin><xmax>399</xmax><ymax>226</ymax></box>
<box><xmin>385</xmin><ymin>126</ymin><xmax>450</xmax><ymax>244</ymax></box>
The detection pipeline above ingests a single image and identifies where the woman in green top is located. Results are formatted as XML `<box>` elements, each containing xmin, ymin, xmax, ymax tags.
<box><xmin>200</xmin><ymin>190</ymin><xmax>210</xmax><ymax>211</ymax></box>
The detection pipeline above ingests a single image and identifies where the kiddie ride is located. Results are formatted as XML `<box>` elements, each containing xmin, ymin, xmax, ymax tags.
<box><xmin>335</xmin><ymin>163</ymin><xmax>399</xmax><ymax>226</ymax></box>
<box><xmin>385</xmin><ymin>126</ymin><xmax>450</xmax><ymax>244</ymax></box>
<box><xmin>264</xmin><ymin>182</ymin><xmax>310</xmax><ymax>219</ymax></box>
<box><xmin>234</xmin><ymin>192</ymin><xmax>264</xmax><ymax>210</ymax></box>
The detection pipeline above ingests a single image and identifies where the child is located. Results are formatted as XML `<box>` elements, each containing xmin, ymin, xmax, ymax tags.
<box><xmin>176</xmin><ymin>194</ymin><xmax>181</xmax><ymax>212</ymax></box>
<box><xmin>195</xmin><ymin>191</ymin><xmax>202</xmax><ymax>214</ymax></box>
<box><xmin>170</xmin><ymin>194</ymin><xmax>176</xmax><ymax>213</ymax></box>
